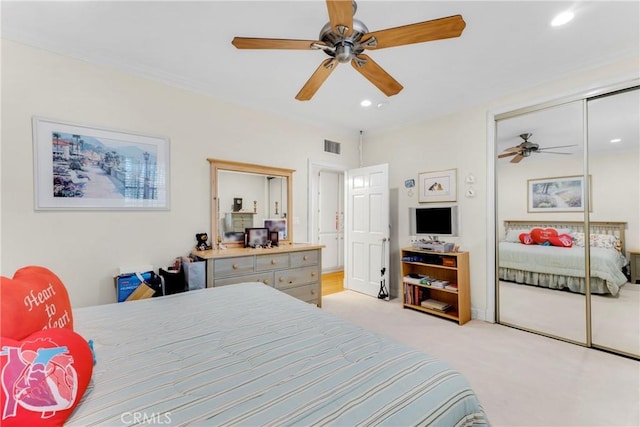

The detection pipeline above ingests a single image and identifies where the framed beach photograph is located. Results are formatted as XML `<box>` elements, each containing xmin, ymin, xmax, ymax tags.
<box><xmin>528</xmin><ymin>175</ymin><xmax>591</xmax><ymax>212</ymax></box>
<box><xmin>32</xmin><ymin>117</ymin><xmax>170</xmax><ymax>210</ymax></box>
<box><xmin>419</xmin><ymin>169</ymin><xmax>457</xmax><ymax>203</ymax></box>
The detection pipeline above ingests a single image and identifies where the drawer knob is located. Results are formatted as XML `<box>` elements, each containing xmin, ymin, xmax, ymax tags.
<box><xmin>311</xmin><ymin>272</ymin><xmax>316</xmax><ymax>277</ymax></box>
<box><xmin>289</xmin><ymin>280</ymin><xmax>293</xmax><ymax>284</ymax></box>
<box><xmin>303</xmin><ymin>255</ymin><xmax>308</xmax><ymax>261</ymax></box>
<box><xmin>311</xmin><ymin>289</ymin><xmax>315</xmax><ymax>295</ymax></box>
<box><xmin>271</xmin><ymin>259</ymin><xmax>277</xmax><ymax>265</ymax></box>
<box><xmin>279</xmin><ymin>277</ymin><xmax>284</xmax><ymax>283</ymax></box>
<box><xmin>232</xmin><ymin>264</ymin><xmax>239</xmax><ymax>270</ymax></box>
<box><xmin>263</xmin><ymin>279</ymin><xmax>270</xmax><ymax>285</ymax></box>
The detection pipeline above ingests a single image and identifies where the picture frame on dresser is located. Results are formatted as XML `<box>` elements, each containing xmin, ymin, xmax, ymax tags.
<box><xmin>245</xmin><ymin>227</ymin><xmax>269</xmax><ymax>248</ymax></box>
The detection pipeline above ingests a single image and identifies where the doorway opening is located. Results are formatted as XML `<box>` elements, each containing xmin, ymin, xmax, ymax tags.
<box><xmin>309</xmin><ymin>161</ymin><xmax>346</xmax><ymax>295</ymax></box>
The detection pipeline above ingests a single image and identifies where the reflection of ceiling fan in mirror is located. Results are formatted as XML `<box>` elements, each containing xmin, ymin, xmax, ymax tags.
<box><xmin>498</xmin><ymin>133</ymin><xmax>577</xmax><ymax>164</ymax></box>
<box><xmin>231</xmin><ymin>0</ymin><xmax>465</xmax><ymax>101</ymax></box>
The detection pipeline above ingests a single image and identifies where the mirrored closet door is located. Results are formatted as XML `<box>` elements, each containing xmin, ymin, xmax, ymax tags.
<box><xmin>587</xmin><ymin>88</ymin><xmax>640</xmax><ymax>358</ymax></box>
<box><xmin>496</xmin><ymin>101</ymin><xmax>587</xmax><ymax>344</ymax></box>
<box><xmin>496</xmin><ymin>83</ymin><xmax>640</xmax><ymax>359</ymax></box>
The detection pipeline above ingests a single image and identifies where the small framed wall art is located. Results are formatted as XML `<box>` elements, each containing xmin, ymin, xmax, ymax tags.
<box><xmin>418</xmin><ymin>169</ymin><xmax>457</xmax><ymax>203</ymax></box>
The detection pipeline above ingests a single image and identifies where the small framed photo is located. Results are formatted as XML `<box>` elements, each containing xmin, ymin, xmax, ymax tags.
<box><xmin>419</xmin><ymin>169</ymin><xmax>457</xmax><ymax>203</ymax></box>
<box><xmin>245</xmin><ymin>227</ymin><xmax>269</xmax><ymax>248</ymax></box>
<box><xmin>269</xmin><ymin>231</ymin><xmax>279</xmax><ymax>246</ymax></box>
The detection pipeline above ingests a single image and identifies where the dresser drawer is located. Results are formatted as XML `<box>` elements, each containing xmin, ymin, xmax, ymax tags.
<box><xmin>280</xmin><ymin>283</ymin><xmax>319</xmax><ymax>304</ymax></box>
<box><xmin>214</xmin><ymin>272</ymin><xmax>274</xmax><ymax>287</ymax></box>
<box><xmin>275</xmin><ymin>266</ymin><xmax>319</xmax><ymax>289</ymax></box>
<box><xmin>256</xmin><ymin>253</ymin><xmax>290</xmax><ymax>271</ymax></box>
<box><xmin>290</xmin><ymin>250</ymin><xmax>319</xmax><ymax>267</ymax></box>
<box><xmin>214</xmin><ymin>256</ymin><xmax>254</xmax><ymax>277</ymax></box>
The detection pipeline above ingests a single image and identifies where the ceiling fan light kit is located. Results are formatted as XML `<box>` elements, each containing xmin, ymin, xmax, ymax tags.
<box><xmin>231</xmin><ymin>0</ymin><xmax>466</xmax><ymax>101</ymax></box>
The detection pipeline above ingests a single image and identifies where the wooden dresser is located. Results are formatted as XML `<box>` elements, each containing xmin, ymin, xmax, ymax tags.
<box><xmin>193</xmin><ymin>244</ymin><xmax>323</xmax><ymax>306</ymax></box>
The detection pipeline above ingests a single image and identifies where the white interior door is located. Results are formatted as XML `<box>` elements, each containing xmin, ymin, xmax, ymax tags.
<box><xmin>318</xmin><ymin>170</ymin><xmax>344</xmax><ymax>271</ymax></box>
<box><xmin>346</xmin><ymin>164</ymin><xmax>390</xmax><ymax>298</ymax></box>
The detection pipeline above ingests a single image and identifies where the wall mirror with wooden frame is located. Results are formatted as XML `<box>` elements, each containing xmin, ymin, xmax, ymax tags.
<box><xmin>208</xmin><ymin>158</ymin><xmax>294</xmax><ymax>248</ymax></box>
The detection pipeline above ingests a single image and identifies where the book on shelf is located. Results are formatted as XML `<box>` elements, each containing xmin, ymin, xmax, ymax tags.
<box><xmin>420</xmin><ymin>299</ymin><xmax>451</xmax><ymax>312</ymax></box>
<box><xmin>403</xmin><ymin>275</ymin><xmax>423</xmax><ymax>285</ymax></box>
<box><xmin>404</xmin><ymin>282</ymin><xmax>428</xmax><ymax>306</ymax></box>
<box><xmin>445</xmin><ymin>283</ymin><xmax>458</xmax><ymax>291</ymax></box>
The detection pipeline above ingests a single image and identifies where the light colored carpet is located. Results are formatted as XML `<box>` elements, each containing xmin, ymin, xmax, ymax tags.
<box><xmin>322</xmin><ymin>290</ymin><xmax>640</xmax><ymax>427</ymax></box>
<box><xmin>500</xmin><ymin>281</ymin><xmax>640</xmax><ymax>355</ymax></box>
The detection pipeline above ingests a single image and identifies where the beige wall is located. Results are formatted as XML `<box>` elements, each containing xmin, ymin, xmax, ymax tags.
<box><xmin>1</xmin><ymin>40</ymin><xmax>360</xmax><ymax>307</ymax></box>
<box><xmin>2</xmin><ymin>39</ymin><xmax>638</xmax><ymax>317</ymax></box>
<box><xmin>362</xmin><ymin>58</ymin><xmax>639</xmax><ymax>320</ymax></box>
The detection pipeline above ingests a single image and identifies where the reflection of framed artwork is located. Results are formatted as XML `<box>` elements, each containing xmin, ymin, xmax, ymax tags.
<box><xmin>245</xmin><ymin>227</ymin><xmax>269</xmax><ymax>248</ymax></box>
<box><xmin>528</xmin><ymin>175</ymin><xmax>591</xmax><ymax>212</ymax></box>
<box><xmin>419</xmin><ymin>169</ymin><xmax>457</xmax><ymax>203</ymax></box>
<box><xmin>223</xmin><ymin>232</ymin><xmax>245</xmax><ymax>243</ymax></box>
<box><xmin>32</xmin><ymin>116</ymin><xmax>169</xmax><ymax>210</ymax></box>
<box><xmin>264</xmin><ymin>218</ymin><xmax>287</xmax><ymax>240</ymax></box>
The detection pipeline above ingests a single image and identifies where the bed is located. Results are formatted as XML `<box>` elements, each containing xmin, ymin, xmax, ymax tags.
<box><xmin>67</xmin><ymin>283</ymin><xmax>489</xmax><ymax>426</ymax></box>
<box><xmin>499</xmin><ymin>220</ymin><xmax>629</xmax><ymax>296</ymax></box>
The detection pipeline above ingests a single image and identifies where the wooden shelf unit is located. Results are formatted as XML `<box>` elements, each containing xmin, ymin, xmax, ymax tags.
<box><xmin>401</xmin><ymin>248</ymin><xmax>470</xmax><ymax>325</ymax></box>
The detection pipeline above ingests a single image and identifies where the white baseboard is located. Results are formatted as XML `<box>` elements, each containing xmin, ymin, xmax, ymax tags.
<box><xmin>472</xmin><ymin>307</ymin><xmax>494</xmax><ymax>323</ymax></box>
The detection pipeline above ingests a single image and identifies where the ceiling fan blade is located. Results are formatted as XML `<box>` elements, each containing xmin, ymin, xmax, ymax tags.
<box><xmin>537</xmin><ymin>144</ymin><xmax>578</xmax><ymax>151</ymax></box>
<box><xmin>510</xmin><ymin>154</ymin><xmax>525</xmax><ymax>164</ymax></box>
<box><xmin>326</xmin><ymin>0</ymin><xmax>354</xmax><ymax>36</ymax></box>
<box><xmin>232</xmin><ymin>37</ymin><xmax>324</xmax><ymax>50</ymax></box>
<box><xmin>503</xmin><ymin>146</ymin><xmax>523</xmax><ymax>153</ymax></box>
<box><xmin>295</xmin><ymin>58</ymin><xmax>339</xmax><ymax>101</ymax></box>
<box><xmin>537</xmin><ymin>151</ymin><xmax>572</xmax><ymax>155</ymax></box>
<box><xmin>351</xmin><ymin>54</ymin><xmax>403</xmax><ymax>96</ymax></box>
<box><xmin>362</xmin><ymin>15</ymin><xmax>466</xmax><ymax>50</ymax></box>
<box><xmin>498</xmin><ymin>152</ymin><xmax>518</xmax><ymax>159</ymax></box>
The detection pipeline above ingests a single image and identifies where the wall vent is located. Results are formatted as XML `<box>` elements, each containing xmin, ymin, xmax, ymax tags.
<box><xmin>324</xmin><ymin>139</ymin><xmax>341</xmax><ymax>154</ymax></box>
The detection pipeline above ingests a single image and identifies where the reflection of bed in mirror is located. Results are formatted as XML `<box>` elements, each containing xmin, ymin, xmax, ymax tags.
<box><xmin>499</xmin><ymin>220</ymin><xmax>628</xmax><ymax>296</ymax></box>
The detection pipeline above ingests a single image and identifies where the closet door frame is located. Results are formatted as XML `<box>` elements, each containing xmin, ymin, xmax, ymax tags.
<box><xmin>488</xmin><ymin>78</ymin><xmax>639</xmax><ymax>356</ymax></box>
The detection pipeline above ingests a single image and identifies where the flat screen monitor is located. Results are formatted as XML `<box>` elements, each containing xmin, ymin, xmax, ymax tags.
<box><xmin>409</xmin><ymin>206</ymin><xmax>459</xmax><ymax>237</ymax></box>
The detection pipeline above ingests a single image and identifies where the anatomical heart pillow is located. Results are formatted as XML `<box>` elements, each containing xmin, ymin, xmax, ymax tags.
<box><xmin>1</xmin><ymin>266</ymin><xmax>74</xmax><ymax>341</ymax></box>
<box><xmin>0</xmin><ymin>328</ymin><xmax>93</xmax><ymax>426</ymax></box>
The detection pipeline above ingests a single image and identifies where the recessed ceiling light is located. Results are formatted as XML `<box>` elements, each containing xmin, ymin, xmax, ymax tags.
<box><xmin>360</xmin><ymin>99</ymin><xmax>372</xmax><ymax>107</ymax></box>
<box><xmin>551</xmin><ymin>10</ymin><xmax>574</xmax><ymax>27</ymax></box>
<box><xmin>610</xmin><ymin>138</ymin><xmax>622</xmax><ymax>143</ymax></box>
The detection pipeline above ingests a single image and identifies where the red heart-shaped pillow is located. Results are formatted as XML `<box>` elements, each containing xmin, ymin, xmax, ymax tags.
<box><xmin>549</xmin><ymin>234</ymin><xmax>573</xmax><ymax>248</ymax></box>
<box><xmin>0</xmin><ymin>328</ymin><xmax>93</xmax><ymax>426</ymax></box>
<box><xmin>530</xmin><ymin>228</ymin><xmax>558</xmax><ymax>245</ymax></box>
<box><xmin>1</xmin><ymin>266</ymin><xmax>73</xmax><ymax>341</ymax></box>
<box><xmin>518</xmin><ymin>233</ymin><xmax>534</xmax><ymax>245</ymax></box>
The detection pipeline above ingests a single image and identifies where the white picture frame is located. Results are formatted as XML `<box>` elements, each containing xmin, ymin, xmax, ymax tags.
<box><xmin>32</xmin><ymin>117</ymin><xmax>170</xmax><ymax>210</ymax></box>
<box><xmin>527</xmin><ymin>175</ymin><xmax>590</xmax><ymax>212</ymax></box>
<box><xmin>418</xmin><ymin>169</ymin><xmax>457</xmax><ymax>203</ymax></box>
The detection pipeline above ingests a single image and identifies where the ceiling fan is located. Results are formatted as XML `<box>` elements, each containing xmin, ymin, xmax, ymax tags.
<box><xmin>231</xmin><ymin>0</ymin><xmax>466</xmax><ymax>101</ymax></box>
<box><xmin>498</xmin><ymin>133</ymin><xmax>577</xmax><ymax>164</ymax></box>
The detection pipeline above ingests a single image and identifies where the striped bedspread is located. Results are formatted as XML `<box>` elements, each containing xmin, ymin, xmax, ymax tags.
<box><xmin>69</xmin><ymin>284</ymin><xmax>489</xmax><ymax>426</ymax></box>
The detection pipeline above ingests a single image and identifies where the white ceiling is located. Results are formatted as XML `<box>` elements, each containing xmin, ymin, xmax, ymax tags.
<box><xmin>2</xmin><ymin>1</ymin><xmax>639</xmax><ymax>134</ymax></box>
